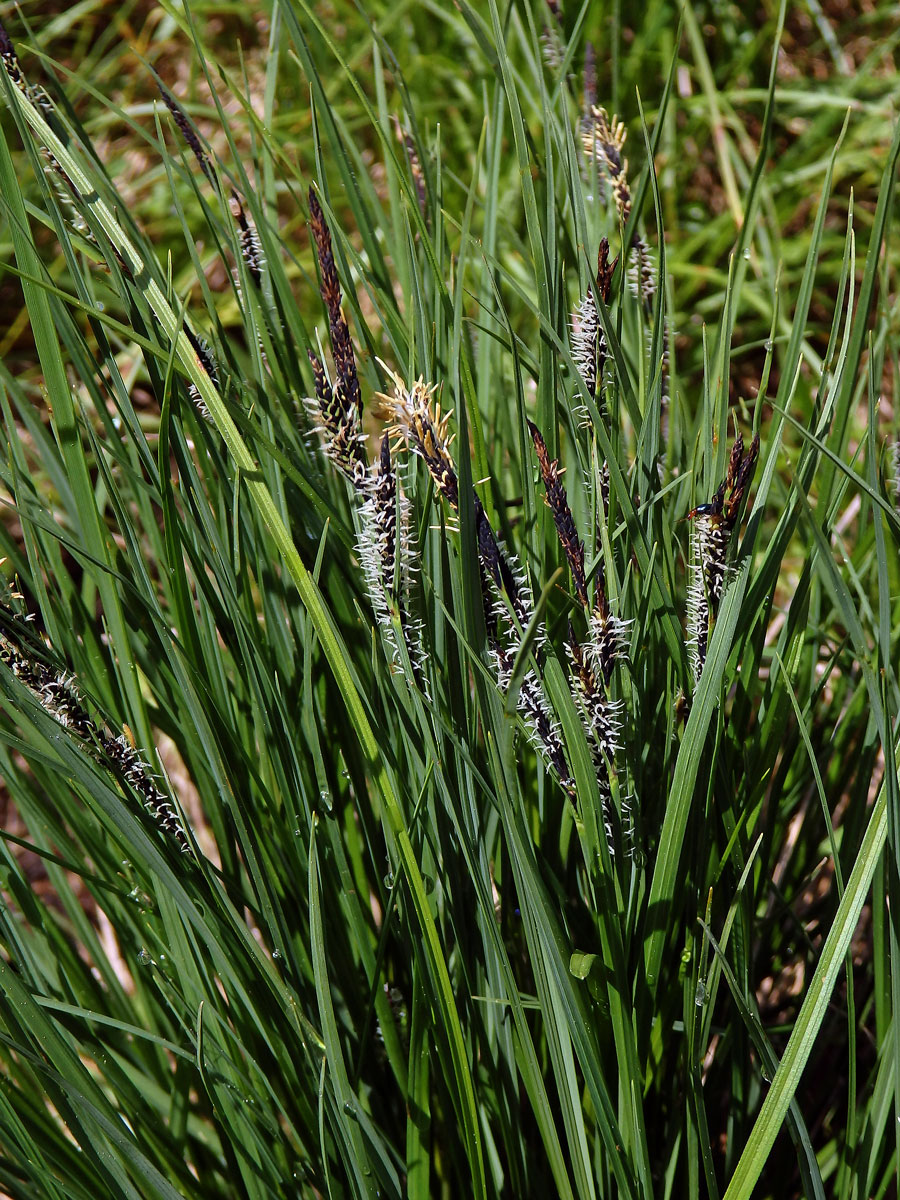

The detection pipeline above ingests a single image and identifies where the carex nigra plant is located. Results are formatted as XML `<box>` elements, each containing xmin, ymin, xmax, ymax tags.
<box><xmin>0</xmin><ymin>5</ymin><xmax>898</xmax><ymax>1199</ymax></box>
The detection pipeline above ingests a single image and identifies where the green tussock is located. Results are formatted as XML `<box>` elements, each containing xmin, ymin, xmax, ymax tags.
<box><xmin>0</xmin><ymin>3</ymin><xmax>899</xmax><ymax>1198</ymax></box>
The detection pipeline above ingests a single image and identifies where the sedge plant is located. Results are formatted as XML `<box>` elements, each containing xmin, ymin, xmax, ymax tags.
<box><xmin>0</xmin><ymin>2</ymin><xmax>898</xmax><ymax>1198</ymax></box>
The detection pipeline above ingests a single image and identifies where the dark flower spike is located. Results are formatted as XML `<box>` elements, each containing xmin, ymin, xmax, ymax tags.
<box><xmin>726</xmin><ymin>429</ymin><xmax>745</xmax><ymax>493</ymax></box>
<box><xmin>580</xmin><ymin>104</ymin><xmax>665</xmax><ymax>395</ymax></box>
<box><xmin>380</xmin><ymin>370</ymin><xmax>567</xmax><ymax>784</ymax></box>
<box><xmin>492</xmin><ymin>642</ymin><xmax>573</xmax><ymax>795</ymax></box>
<box><xmin>528</xmin><ymin>419</ymin><xmax>587</xmax><ymax>608</ymax></box>
<box><xmin>184</xmin><ymin>327</ymin><xmax>220</xmax><ymax>421</ymax></box>
<box><xmin>308</xmin><ymin>188</ymin><xmax>363</xmax><ymax>422</ymax></box>
<box><xmin>0</xmin><ymin>21</ymin><xmax>26</xmax><ymax>94</ymax></box>
<box><xmin>0</xmin><ymin>607</ymin><xmax>191</xmax><ymax>853</ymax></box>
<box><xmin>157</xmin><ymin>83</ymin><xmax>264</xmax><ymax>293</ymax></box>
<box><xmin>306</xmin><ymin>348</ymin><xmax>367</xmax><ymax>486</ymax></box>
<box><xmin>582</xmin><ymin>107</ymin><xmax>630</xmax><ymax>223</ymax></box>
<box><xmin>581</xmin><ymin>107</ymin><xmax>650</xmax><ymax>311</ymax></box>
<box><xmin>687</xmin><ymin>431</ymin><xmax>760</xmax><ymax>536</ymax></box>
<box><xmin>306</xmin><ymin>347</ymin><xmax>332</xmax><ymax>411</ymax></box>
<box><xmin>0</xmin><ymin>20</ymin><xmax>53</xmax><ymax>123</ymax></box>
<box><xmin>588</xmin><ymin>586</ymin><xmax>630</xmax><ymax>687</ymax></box>
<box><xmin>686</xmin><ymin>537</ymin><xmax>712</xmax><ymax>685</ymax></box>
<box><xmin>567</xmin><ymin>629</ymin><xmax>622</xmax><ymax>763</ymax></box>
<box><xmin>687</xmin><ymin>431</ymin><xmax>760</xmax><ymax>684</ymax></box>
<box><xmin>587</xmin><ymin>460</ymin><xmax>631</xmax><ymax>684</ymax></box>
<box><xmin>378</xmin><ymin>370</ymin><xmax>458</xmax><ymax>504</ymax></box>
<box><xmin>478</xmin><ymin>559</ymin><xmax>500</xmax><ymax>643</ymax></box>
<box><xmin>596</xmin><ymin>238</ymin><xmax>616</xmax><ymax>298</ymax></box>
<box><xmin>229</xmin><ymin>190</ymin><xmax>264</xmax><ymax>289</ymax></box>
<box><xmin>157</xmin><ymin>82</ymin><xmax>215</xmax><ymax>187</ymax></box>
<box><xmin>380</xmin><ymin>367</ymin><xmax>530</xmax><ymax>629</ymax></box>
<box><xmin>308</xmin><ymin>189</ymin><xmax>341</xmax><ymax>323</ymax></box>
<box><xmin>307</xmin><ymin>188</ymin><xmax>366</xmax><ymax>486</ymax></box>
<box><xmin>571</xmin><ymin>238</ymin><xmax>616</xmax><ymax>402</ymax></box>
<box><xmin>519</xmin><ymin>671</ymin><xmax>573</xmax><ymax>793</ymax></box>
<box><xmin>629</xmin><ymin>240</ymin><xmax>658</xmax><ymax>310</ymax></box>
<box><xmin>724</xmin><ymin>432</ymin><xmax>760</xmax><ymax>525</ymax></box>
<box><xmin>566</xmin><ymin>628</ymin><xmax>621</xmax><ymax>850</ymax></box>
<box><xmin>41</xmin><ymin>149</ymin><xmax>92</xmax><ymax>241</ymax></box>
<box><xmin>540</xmin><ymin>1</ymin><xmax>564</xmax><ymax>69</ymax></box>
<box><xmin>374</xmin><ymin>433</ymin><xmax>398</xmax><ymax>591</ymax></box>
<box><xmin>583</xmin><ymin>42</ymin><xmax>597</xmax><ymax>123</ymax></box>
<box><xmin>358</xmin><ymin>433</ymin><xmax>425</xmax><ymax>685</ymax></box>
<box><xmin>104</xmin><ymin>733</ymin><xmax>191</xmax><ymax>853</ymax></box>
<box><xmin>393</xmin><ymin>116</ymin><xmax>427</xmax><ymax>220</ymax></box>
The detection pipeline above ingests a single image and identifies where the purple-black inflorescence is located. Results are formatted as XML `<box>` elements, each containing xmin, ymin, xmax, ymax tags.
<box><xmin>687</xmin><ymin>431</ymin><xmax>760</xmax><ymax>684</ymax></box>
<box><xmin>0</xmin><ymin>607</ymin><xmax>191</xmax><ymax>853</ymax></box>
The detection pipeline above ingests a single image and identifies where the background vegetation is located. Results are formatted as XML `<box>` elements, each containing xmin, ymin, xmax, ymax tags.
<box><xmin>0</xmin><ymin>1</ymin><xmax>898</xmax><ymax>1197</ymax></box>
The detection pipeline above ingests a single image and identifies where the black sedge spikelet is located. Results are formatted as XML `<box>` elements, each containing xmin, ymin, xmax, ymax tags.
<box><xmin>306</xmin><ymin>348</ymin><xmax>333</xmax><ymax>414</ymax></box>
<box><xmin>370</xmin><ymin>434</ymin><xmax>399</xmax><ymax>598</ymax></box>
<box><xmin>528</xmin><ymin>419</ymin><xmax>587</xmax><ymax>608</ymax></box>
<box><xmin>570</xmin><ymin>238</ymin><xmax>616</xmax><ymax>403</ymax></box>
<box><xmin>582</xmin><ymin>106</ymin><xmax>630</xmax><ymax>223</ymax></box>
<box><xmin>0</xmin><ymin>21</ymin><xmax>27</xmax><ymax>95</ymax></box>
<box><xmin>378</xmin><ymin>370</ymin><xmax>459</xmax><ymax>507</ymax></box>
<box><xmin>229</xmin><ymin>190</ymin><xmax>264</xmax><ymax>289</ymax></box>
<box><xmin>358</xmin><ymin>434</ymin><xmax>425</xmax><ymax>684</ymax></box>
<box><xmin>393</xmin><ymin>116</ymin><xmax>427</xmax><ymax>220</ymax></box>
<box><xmin>0</xmin><ymin>607</ymin><xmax>191</xmax><ymax>853</ymax></box>
<box><xmin>184</xmin><ymin>328</ymin><xmax>220</xmax><ymax>421</ymax></box>
<box><xmin>308</xmin><ymin>189</ymin><xmax>342</xmax><ymax>321</ymax></box>
<box><xmin>519</xmin><ymin>671</ymin><xmax>573</xmax><ymax>794</ymax></box>
<box><xmin>41</xmin><ymin>150</ymin><xmax>92</xmax><ymax>239</ymax></box>
<box><xmin>599</xmin><ymin>460</ymin><xmax>610</xmax><ymax>519</ymax></box>
<box><xmin>306</xmin><ymin>348</ymin><xmax>367</xmax><ymax>486</ymax></box>
<box><xmin>588</xmin><ymin>586</ymin><xmax>631</xmax><ymax>687</ymax></box>
<box><xmin>475</xmin><ymin>513</ymin><xmax>531</xmax><ymax>631</ymax></box>
<box><xmin>157</xmin><ymin>82</ymin><xmax>215</xmax><ymax>186</ymax></box>
<box><xmin>103</xmin><ymin>733</ymin><xmax>191</xmax><ymax>853</ymax></box>
<box><xmin>589</xmin><ymin>466</ymin><xmax>630</xmax><ymax>685</ymax></box>
<box><xmin>379</xmin><ymin>367</ymin><xmax>530</xmax><ymax>629</ymax></box>
<box><xmin>1</xmin><ymin>23</ymin><xmax>61</xmax><ymax>150</ymax></box>
<box><xmin>580</xmin><ymin>103</ymin><xmax>670</xmax><ymax>409</ymax></box>
<box><xmin>158</xmin><ymin>84</ymin><xmax>264</xmax><ymax>293</ymax></box>
<box><xmin>308</xmin><ymin>189</ymin><xmax>363</xmax><ymax>420</ymax></box>
<box><xmin>566</xmin><ymin>629</ymin><xmax>621</xmax><ymax>851</ymax></box>
<box><xmin>540</xmin><ymin>1</ymin><xmax>564</xmax><ymax>70</ymax></box>
<box><xmin>380</xmin><ymin>369</ymin><xmax>567</xmax><ymax>779</ymax></box>
<box><xmin>686</xmin><ymin>514</ymin><xmax>718</xmax><ymax>682</ymax></box>
<box><xmin>492</xmin><ymin>642</ymin><xmax>573</xmax><ymax>795</ymax></box>
<box><xmin>580</xmin><ymin>105</ymin><xmax>662</xmax><ymax>338</ymax></box>
<box><xmin>567</xmin><ymin>630</ymin><xmax>622</xmax><ymax>763</ymax></box>
<box><xmin>628</xmin><ymin>238</ymin><xmax>657</xmax><ymax>310</ymax></box>
<box><xmin>11</xmin><ymin>53</ymin><xmax>94</xmax><ymax>253</ymax></box>
<box><xmin>569</xmin><ymin>292</ymin><xmax>599</xmax><ymax>402</ymax></box>
<box><xmin>686</xmin><ymin>431</ymin><xmax>760</xmax><ymax>684</ymax></box>
<box><xmin>307</xmin><ymin>189</ymin><xmax>366</xmax><ymax>484</ymax></box>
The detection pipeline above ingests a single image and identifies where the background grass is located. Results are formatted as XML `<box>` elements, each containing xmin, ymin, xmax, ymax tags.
<box><xmin>0</xmin><ymin>1</ymin><xmax>898</xmax><ymax>1197</ymax></box>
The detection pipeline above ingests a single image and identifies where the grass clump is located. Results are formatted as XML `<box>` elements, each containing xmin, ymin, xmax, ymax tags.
<box><xmin>0</xmin><ymin>3</ymin><xmax>898</xmax><ymax>1198</ymax></box>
